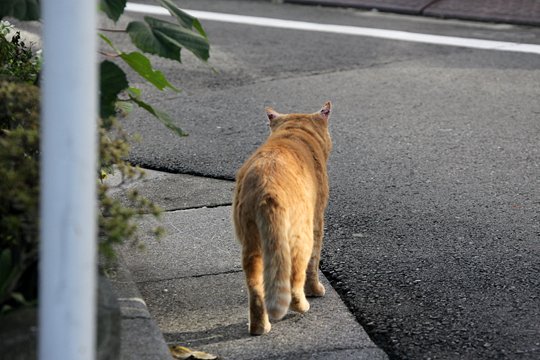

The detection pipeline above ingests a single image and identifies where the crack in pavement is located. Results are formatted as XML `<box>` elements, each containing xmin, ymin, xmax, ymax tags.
<box><xmin>135</xmin><ymin>269</ymin><xmax>243</xmax><ymax>285</ymax></box>
<box><xmin>162</xmin><ymin>202</ymin><xmax>233</xmax><ymax>213</ymax></box>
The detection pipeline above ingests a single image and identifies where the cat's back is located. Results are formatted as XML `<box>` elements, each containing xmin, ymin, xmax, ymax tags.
<box><xmin>237</xmin><ymin>126</ymin><xmax>318</xmax><ymax>189</ymax></box>
<box><xmin>236</xmin><ymin>145</ymin><xmax>306</xmax><ymax>203</ymax></box>
<box><xmin>234</xmin><ymin>106</ymin><xmax>331</xmax><ymax>215</ymax></box>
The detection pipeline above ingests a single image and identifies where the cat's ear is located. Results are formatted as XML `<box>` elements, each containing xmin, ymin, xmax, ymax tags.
<box><xmin>319</xmin><ymin>101</ymin><xmax>332</xmax><ymax>120</ymax></box>
<box><xmin>265</xmin><ymin>107</ymin><xmax>281</xmax><ymax>122</ymax></box>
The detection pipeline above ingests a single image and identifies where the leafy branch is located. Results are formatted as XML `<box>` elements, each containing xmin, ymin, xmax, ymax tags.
<box><xmin>0</xmin><ymin>0</ymin><xmax>210</xmax><ymax>136</ymax></box>
<box><xmin>98</xmin><ymin>0</ymin><xmax>209</xmax><ymax>135</ymax></box>
<box><xmin>0</xmin><ymin>0</ymin><xmax>211</xmax><ymax>313</ymax></box>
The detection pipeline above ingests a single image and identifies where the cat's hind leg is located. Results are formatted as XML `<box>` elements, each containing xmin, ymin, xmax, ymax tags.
<box><xmin>289</xmin><ymin>233</ymin><xmax>311</xmax><ymax>314</ymax></box>
<box><xmin>305</xmin><ymin>217</ymin><xmax>326</xmax><ymax>297</ymax></box>
<box><xmin>242</xmin><ymin>242</ymin><xmax>271</xmax><ymax>335</ymax></box>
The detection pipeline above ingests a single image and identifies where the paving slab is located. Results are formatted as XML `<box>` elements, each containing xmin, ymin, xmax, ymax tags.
<box><xmin>121</xmin><ymin>206</ymin><xmax>241</xmax><ymax>282</ymax></box>
<box><xmin>117</xmin><ymin>172</ymin><xmax>387</xmax><ymax>359</ymax></box>
<box><xmin>124</xmin><ymin>204</ymin><xmax>386</xmax><ymax>360</ymax></box>
<box><xmin>106</xmin><ymin>169</ymin><xmax>235</xmax><ymax>212</ymax></box>
<box><xmin>139</xmin><ymin>272</ymin><xmax>386</xmax><ymax>360</ymax></box>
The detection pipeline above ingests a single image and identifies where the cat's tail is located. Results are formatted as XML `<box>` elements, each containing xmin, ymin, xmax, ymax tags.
<box><xmin>256</xmin><ymin>195</ymin><xmax>291</xmax><ymax>321</ymax></box>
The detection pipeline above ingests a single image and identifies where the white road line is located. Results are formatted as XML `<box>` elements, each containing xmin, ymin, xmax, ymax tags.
<box><xmin>125</xmin><ymin>2</ymin><xmax>540</xmax><ymax>55</ymax></box>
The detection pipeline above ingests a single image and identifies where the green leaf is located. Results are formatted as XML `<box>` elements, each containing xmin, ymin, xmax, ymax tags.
<box><xmin>99</xmin><ymin>0</ymin><xmax>126</xmax><ymax>22</ymax></box>
<box><xmin>0</xmin><ymin>0</ymin><xmax>40</xmax><ymax>21</ymax></box>
<box><xmin>127</xmin><ymin>16</ymin><xmax>210</xmax><ymax>63</ymax></box>
<box><xmin>120</xmin><ymin>51</ymin><xmax>180</xmax><ymax>92</ymax></box>
<box><xmin>159</xmin><ymin>0</ymin><xmax>207</xmax><ymax>39</ymax></box>
<box><xmin>100</xmin><ymin>34</ymin><xmax>180</xmax><ymax>92</ymax></box>
<box><xmin>127</xmin><ymin>87</ymin><xmax>142</xmax><ymax>98</ymax></box>
<box><xmin>128</xmin><ymin>92</ymin><xmax>187</xmax><ymax>137</ymax></box>
<box><xmin>99</xmin><ymin>33</ymin><xmax>119</xmax><ymax>52</ymax></box>
<box><xmin>100</xmin><ymin>60</ymin><xmax>129</xmax><ymax>119</ymax></box>
<box><xmin>116</xmin><ymin>100</ymin><xmax>133</xmax><ymax>116</ymax></box>
<box><xmin>146</xmin><ymin>17</ymin><xmax>209</xmax><ymax>62</ymax></box>
<box><xmin>127</xmin><ymin>20</ymin><xmax>180</xmax><ymax>61</ymax></box>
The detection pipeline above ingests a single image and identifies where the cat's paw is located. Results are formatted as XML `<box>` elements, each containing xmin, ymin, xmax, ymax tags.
<box><xmin>290</xmin><ymin>296</ymin><xmax>310</xmax><ymax>314</ymax></box>
<box><xmin>249</xmin><ymin>319</ymin><xmax>271</xmax><ymax>335</ymax></box>
<box><xmin>305</xmin><ymin>282</ymin><xmax>326</xmax><ymax>297</ymax></box>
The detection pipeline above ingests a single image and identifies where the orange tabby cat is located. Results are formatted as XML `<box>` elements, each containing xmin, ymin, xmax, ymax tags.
<box><xmin>233</xmin><ymin>102</ymin><xmax>333</xmax><ymax>335</ymax></box>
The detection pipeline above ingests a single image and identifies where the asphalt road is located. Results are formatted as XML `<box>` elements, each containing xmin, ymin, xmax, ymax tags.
<box><xmin>108</xmin><ymin>1</ymin><xmax>540</xmax><ymax>358</ymax></box>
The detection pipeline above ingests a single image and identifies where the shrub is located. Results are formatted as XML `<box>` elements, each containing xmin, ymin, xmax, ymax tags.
<box><xmin>0</xmin><ymin>21</ymin><xmax>40</xmax><ymax>84</ymax></box>
<box><xmin>0</xmin><ymin>26</ymin><xmax>168</xmax><ymax>311</ymax></box>
<box><xmin>0</xmin><ymin>81</ymin><xmax>40</xmax><ymax>312</ymax></box>
<box><xmin>0</xmin><ymin>0</ymin><xmax>210</xmax><ymax>314</ymax></box>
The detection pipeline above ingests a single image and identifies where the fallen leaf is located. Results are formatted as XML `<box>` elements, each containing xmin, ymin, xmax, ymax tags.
<box><xmin>169</xmin><ymin>345</ymin><xmax>218</xmax><ymax>360</ymax></box>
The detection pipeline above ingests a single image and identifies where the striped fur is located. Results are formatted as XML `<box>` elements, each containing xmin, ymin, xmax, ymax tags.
<box><xmin>233</xmin><ymin>102</ymin><xmax>332</xmax><ymax>335</ymax></box>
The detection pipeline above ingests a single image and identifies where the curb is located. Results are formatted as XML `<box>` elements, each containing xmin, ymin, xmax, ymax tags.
<box><xmin>106</xmin><ymin>254</ymin><xmax>172</xmax><ymax>360</ymax></box>
<box><xmin>283</xmin><ymin>0</ymin><xmax>540</xmax><ymax>26</ymax></box>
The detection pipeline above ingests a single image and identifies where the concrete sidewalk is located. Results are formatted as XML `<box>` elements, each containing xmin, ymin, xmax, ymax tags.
<box><xmin>283</xmin><ymin>0</ymin><xmax>540</xmax><ymax>27</ymax></box>
<box><xmin>107</xmin><ymin>169</ymin><xmax>388</xmax><ymax>359</ymax></box>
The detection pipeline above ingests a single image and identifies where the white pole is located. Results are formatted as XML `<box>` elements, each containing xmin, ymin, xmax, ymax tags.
<box><xmin>39</xmin><ymin>0</ymin><xmax>97</xmax><ymax>358</ymax></box>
